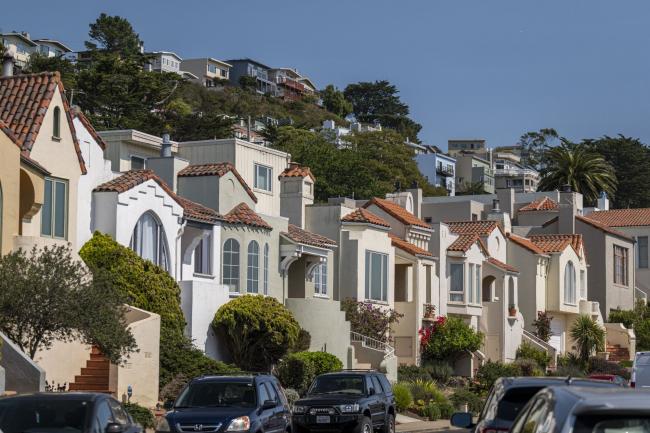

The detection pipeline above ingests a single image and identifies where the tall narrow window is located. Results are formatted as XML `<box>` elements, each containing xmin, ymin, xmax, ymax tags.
<box><xmin>475</xmin><ymin>264</ymin><xmax>482</xmax><ymax>305</ymax></box>
<box><xmin>130</xmin><ymin>211</ymin><xmax>169</xmax><ymax>271</ymax></box>
<box><xmin>365</xmin><ymin>251</ymin><xmax>388</xmax><ymax>302</ymax></box>
<box><xmin>580</xmin><ymin>270</ymin><xmax>586</xmax><ymax>299</ymax></box>
<box><xmin>314</xmin><ymin>262</ymin><xmax>328</xmax><ymax>296</ymax></box>
<box><xmin>263</xmin><ymin>243</ymin><xmax>269</xmax><ymax>295</ymax></box>
<box><xmin>614</xmin><ymin>245</ymin><xmax>629</xmax><ymax>285</ymax></box>
<box><xmin>52</xmin><ymin>106</ymin><xmax>61</xmax><ymax>139</ymax></box>
<box><xmin>41</xmin><ymin>177</ymin><xmax>68</xmax><ymax>239</ymax></box>
<box><xmin>468</xmin><ymin>264</ymin><xmax>475</xmax><ymax>304</ymax></box>
<box><xmin>223</xmin><ymin>239</ymin><xmax>240</xmax><ymax>290</ymax></box>
<box><xmin>639</xmin><ymin>236</ymin><xmax>648</xmax><ymax>269</ymax></box>
<box><xmin>194</xmin><ymin>234</ymin><xmax>212</xmax><ymax>275</ymax></box>
<box><xmin>564</xmin><ymin>261</ymin><xmax>576</xmax><ymax>304</ymax></box>
<box><xmin>247</xmin><ymin>241</ymin><xmax>260</xmax><ymax>293</ymax></box>
<box><xmin>449</xmin><ymin>263</ymin><xmax>464</xmax><ymax>302</ymax></box>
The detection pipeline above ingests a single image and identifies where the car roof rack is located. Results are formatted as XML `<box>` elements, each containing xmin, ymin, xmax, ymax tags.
<box><xmin>337</xmin><ymin>369</ymin><xmax>377</xmax><ymax>372</ymax></box>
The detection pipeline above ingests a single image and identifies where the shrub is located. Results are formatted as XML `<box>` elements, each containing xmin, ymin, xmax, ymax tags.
<box><xmin>512</xmin><ymin>359</ymin><xmax>543</xmax><ymax>377</ymax></box>
<box><xmin>408</xmin><ymin>380</ymin><xmax>447</xmax><ymax>405</ymax></box>
<box><xmin>420</xmin><ymin>317</ymin><xmax>483</xmax><ymax>363</ymax></box>
<box><xmin>587</xmin><ymin>357</ymin><xmax>630</xmax><ymax>379</ymax></box>
<box><xmin>291</xmin><ymin>329</ymin><xmax>312</xmax><ymax>353</ymax></box>
<box><xmin>450</xmin><ymin>388</ymin><xmax>484</xmax><ymax>415</ymax></box>
<box><xmin>516</xmin><ymin>341</ymin><xmax>551</xmax><ymax>369</ymax></box>
<box><xmin>532</xmin><ymin>311</ymin><xmax>553</xmax><ymax>342</ymax></box>
<box><xmin>551</xmin><ymin>364</ymin><xmax>585</xmax><ymax>377</ymax></box>
<box><xmin>437</xmin><ymin>400</ymin><xmax>455</xmax><ymax>419</ymax></box>
<box><xmin>422</xmin><ymin>403</ymin><xmax>441</xmax><ymax>421</ymax></box>
<box><xmin>398</xmin><ymin>365</ymin><xmax>431</xmax><ymax>382</ymax></box>
<box><xmin>620</xmin><ymin>360</ymin><xmax>633</xmax><ymax>368</ymax></box>
<box><xmin>392</xmin><ymin>383</ymin><xmax>413</xmax><ymax>411</ymax></box>
<box><xmin>341</xmin><ymin>298</ymin><xmax>403</xmax><ymax>342</ymax></box>
<box><xmin>123</xmin><ymin>402</ymin><xmax>155</xmax><ymax>429</ymax></box>
<box><xmin>276</xmin><ymin>351</ymin><xmax>343</xmax><ymax>394</ymax></box>
<box><xmin>475</xmin><ymin>361</ymin><xmax>520</xmax><ymax>393</ymax></box>
<box><xmin>284</xmin><ymin>388</ymin><xmax>300</xmax><ymax>407</ymax></box>
<box><xmin>608</xmin><ymin>309</ymin><xmax>637</xmax><ymax>328</ymax></box>
<box><xmin>570</xmin><ymin>315</ymin><xmax>605</xmax><ymax>362</ymax></box>
<box><xmin>424</xmin><ymin>360</ymin><xmax>453</xmax><ymax>385</ymax></box>
<box><xmin>160</xmin><ymin>373</ymin><xmax>189</xmax><ymax>404</ymax></box>
<box><xmin>213</xmin><ymin>295</ymin><xmax>301</xmax><ymax>370</ymax></box>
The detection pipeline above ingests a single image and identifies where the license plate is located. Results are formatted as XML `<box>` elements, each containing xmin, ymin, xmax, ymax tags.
<box><xmin>316</xmin><ymin>416</ymin><xmax>331</xmax><ymax>424</ymax></box>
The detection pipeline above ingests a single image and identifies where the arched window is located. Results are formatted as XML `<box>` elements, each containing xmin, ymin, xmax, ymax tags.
<box><xmin>223</xmin><ymin>239</ymin><xmax>240</xmax><ymax>290</ymax></box>
<box><xmin>52</xmin><ymin>106</ymin><xmax>61</xmax><ymax>139</ymax></box>
<box><xmin>130</xmin><ymin>211</ymin><xmax>169</xmax><ymax>271</ymax></box>
<box><xmin>247</xmin><ymin>241</ymin><xmax>260</xmax><ymax>293</ymax></box>
<box><xmin>263</xmin><ymin>243</ymin><xmax>269</xmax><ymax>295</ymax></box>
<box><xmin>564</xmin><ymin>261</ymin><xmax>576</xmax><ymax>304</ymax></box>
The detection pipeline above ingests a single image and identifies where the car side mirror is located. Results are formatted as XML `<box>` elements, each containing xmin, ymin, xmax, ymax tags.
<box><xmin>450</xmin><ymin>412</ymin><xmax>473</xmax><ymax>429</ymax></box>
<box><xmin>262</xmin><ymin>399</ymin><xmax>277</xmax><ymax>410</ymax></box>
<box><xmin>106</xmin><ymin>423</ymin><xmax>125</xmax><ymax>433</ymax></box>
<box><xmin>163</xmin><ymin>400</ymin><xmax>174</xmax><ymax>410</ymax></box>
<box><xmin>368</xmin><ymin>388</ymin><xmax>375</xmax><ymax>396</ymax></box>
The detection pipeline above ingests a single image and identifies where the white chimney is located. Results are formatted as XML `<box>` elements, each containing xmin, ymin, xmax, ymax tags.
<box><xmin>2</xmin><ymin>55</ymin><xmax>13</xmax><ymax>77</ymax></box>
<box><xmin>597</xmin><ymin>192</ymin><xmax>610</xmax><ymax>211</ymax></box>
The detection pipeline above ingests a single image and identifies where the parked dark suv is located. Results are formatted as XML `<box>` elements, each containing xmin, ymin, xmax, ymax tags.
<box><xmin>157</xmin><ymin>374</ymin><xmax>291</xmax><ymax>433</ymax></box>
<box><xmin>292</xmin><ymin>370</ymin><xmax>395</xmax><ymax>433</ymax></box>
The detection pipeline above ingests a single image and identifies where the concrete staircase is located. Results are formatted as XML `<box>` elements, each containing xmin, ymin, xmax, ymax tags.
<box><xmin>607</xmin><ymin>344</ymin><xmax>630</xmax><ymax>362</ymax></box>
<box><xmin>68</xmin><ymin>347</ymin><xmax>111</xmax><ymax>393</ymax></box>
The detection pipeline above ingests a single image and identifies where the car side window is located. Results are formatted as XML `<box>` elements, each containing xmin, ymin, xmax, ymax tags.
<box><xmin>264</xmin><ymin>382</ymin><xmax>280</xmax><ymax>404</ymax></box>
<box><xmin>273</xmin><ymin>381</ymin><xmax>289</xmax><ymax>406</ymax></box>
<box><xmin>95</xmin><ymin>401</ymin><xmax>114</xmax><ymax>431</ymax></box>
<box><xmin>515</xmin><ymin>398</ymin><xmax>548</xmax><ymax>433</ymax></box>
<box><xmin>480</xmin><ymin>386</ymin><xmax>499</xmax><ymax>421</ymax></box>
<box><xmin>108</xmin><ymin>399</ymin><xmax>129</xmax><ymax>425</ymax></box>
<box><xmin>365</xmin><ymin>376</ymin><xmax>374</xmax><ymax>394</ymax></box>
<box><xmin>378</xmin><ymin>375</ymin><xmax>392</xmax><ymax>394</ymax></box>
<box><xmin>258</xmin><ymin>382</ymin><xmax>271</xmax><ymax>403</ymax></box>
<box><xmin>371</xmin><ymin>376</ymin><xmax>383</xmax><ymax>394</ymax></box>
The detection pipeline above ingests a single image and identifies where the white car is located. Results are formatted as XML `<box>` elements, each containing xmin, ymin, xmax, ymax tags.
<box><xmin>631</xmin><ymin>351</ymin><xmax>650</xmax><ymax>388</ymax></box>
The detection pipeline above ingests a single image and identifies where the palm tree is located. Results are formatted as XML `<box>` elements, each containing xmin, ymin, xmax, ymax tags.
<box><xmin>538</xmin><ymin>142</ymin><xmax>617</xmax><ymax>203</ymax></box>
<box><xmin>570</xmin><ymin>315</ymin><xmax>605</xmax><ymax>362</ymax></box>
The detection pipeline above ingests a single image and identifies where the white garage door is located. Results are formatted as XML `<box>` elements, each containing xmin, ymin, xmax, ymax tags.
<box><xmin>550</xmin><ymin>318</ymin><xmax>564</xmax><ymax>353</ymax></box>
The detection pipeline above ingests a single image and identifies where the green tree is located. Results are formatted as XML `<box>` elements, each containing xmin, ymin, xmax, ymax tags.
<box><xmin>516</xmin><ymin>128</ymin><xmax>559</xmax><ymax>168</ymax></box>
<box><xmin>539</xmin><ymin>142</ymin><xmax>617</xmax><ymax>203</ymax></box>
<box><xmin>570</xmin><ymin>315</ymin><xmax>605</xmax><ymax>362</ymax></box>
<box><xmin>420</xmin><ymin>317</ymin><xmax>483</xmax><ymax>363</ymax></box>
<box><xmin>239</xmin><ymin>75</ymin><xmax>258</xmax><ymax>92</ymax></box>
<box><xmin>321</xmin><ymin>84</ymin><xmax>352</xmax><ymax>118</ymax></box>
<box><xmin>212</xmin><ymin>295</ymin><xmax>301</xmax><ymax>370</ymax></box>
<box><xmin>85</xmin><ymin>13</ymin><xmax>144</xmax><ymax>58</ymax></box>
<box><xmin>0</xmin><ymin>245</ymin><xmax>136</xmax><ymax>362</ymax></box>
<box><xmin>25</xmin><ymin>54</ymin><xmax>78</xmax><ymax>91</ymax></box>
<box><xmin>583</xmin><ymin>135</ymin><xmax>650</xmax><ymax>209</ymax></box>
<box><xmin>456</xmin><ymin>181</ymin><xmax>486</xmax><ymax>196</ymax></box>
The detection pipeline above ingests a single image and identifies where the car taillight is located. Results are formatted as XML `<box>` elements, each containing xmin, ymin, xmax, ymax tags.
<box><xmin>631</xmin><ymin>381</ymin><xmax>635</xmax><ymax>388</ymax></box>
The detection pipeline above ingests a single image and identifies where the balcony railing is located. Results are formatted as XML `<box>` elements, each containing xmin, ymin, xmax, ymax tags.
<box><xmin>495</xmin><ymin>168</ymin><xmax>539</xmax><ymax>178</ymax></box>
<box><xmin>436</xmin><ymin>165</ymin><xmax>454</xmax><ymax>177</ymax></box>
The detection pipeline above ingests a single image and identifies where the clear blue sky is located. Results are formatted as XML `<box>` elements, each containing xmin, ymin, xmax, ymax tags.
<box><xmin>4</xmin><ymin>0</ymin><xmax>650</xmax><ymax>149</ymax></box>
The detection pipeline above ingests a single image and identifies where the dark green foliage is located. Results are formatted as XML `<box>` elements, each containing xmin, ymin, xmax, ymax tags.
<box><xmin>587</xmin><ymin>357</ymin><xmax>630</xmax><ymax>379</ymax></box>
<box><xmin>421</xmin><ymin>403</ymin><xmax>441</xmax><ymax>421</ymax></box>
<box><xmin>123</xmin><ymin>402</ymin><xmax>155</xmax><ymax>428</ymax></box>
<box><xmin>516</xmin><ymin>341</ymin><xmax>551</xmax><ymax>369</ymax></box>
<box><xmin>423</xmin><ymin>360</ymin><xmax>453</xmax><ymax>385</ymax></box>
<box><xmin>620</xmin><ymin>360</ymin><xmax>633</xmax><ymax>368</ymax></box>
<box><xmin>397</xmin><ymin>365</ymin><xmax>431</xmax><ymax>382</ymax></box>
<box><xmin>570</xmin><ymin>315</ymin><xmax>605</xmax><ymax>362</ymax></box>
<box><xmin>239</xmin><ymin>75</ymin><xmax>258</xmax><ymax>91</ymax></box>
<box><xmin>475</xmin><ymin>361</ymin><xmax>520</xmax><ymax>393</ymax></box>
<box><xmin>456</xmin><ymin>181</ymin><xmax>486</xmax><ymax>196</ymax></box>
<box><xmin>213</xmin><ymin>295</ymin><xmax>300</xmax><ymax>370</ymax></box>
<box><xmin>25</xmin><ymin>54</ymin><xmax>77</xmax><ymax>90</ymax></box>
<box><xmin>291</xmin><ymin>329</ymin><xmax>312</xmax><ymax>353</ymax></box>
<box><xmin>532</xmin><ymin>311</ymin><xmax>553</xmax><ymax>343</ymax></box>
<box><xmin>512</xmin><ymin>359</ymin><xmax>544</xmax><ymax>377</ymax></box>
<box><xmin>553</xmin><ymin>353</ymin><xmax>586</xmax><ymax>377</ymax></box>
<box><xmin>608</xmin><ymin>309</ymin><xmax>638</xmax><ymax>329</ymax></box>
<box><xmin>392</xmin><ymin>383</ymin><xmax>413</xmax><ymax>411</ymax></box>
<box><xmin>276</xmin><ymin>351</ymin><xmax>343</xmax><ymax>394</ymax></box>
<box><xmin>321</xmin><ymin>85</ymin><xmax>353</xmax><ymax>118</ymax></box>
<box><xmin>341</xmin><ymin>298</ymin><xmax>402</xmax><ymax>343</ymax></box>
<box><xmin>516</xmin><ymin>128</ymin><xmax>559</xmax><ymax>169</ymax></box>
<box><xmin>85</xmin><ymin>13</ymin><xmax>144</xmax><ymax>57</ymax></box>
<box><xmin>420</xmin><ymin>317</ymin><xmax>483</xmax><ymax>363</ymax></box>
<box><xmin>0</xmin><ymin>244</ymin><xmax>136</xmax><ymax>362</ymax></box>
<box><xmin>450</xmin><ymin>388</ymin><xmax>485</xmax><ymax>415</ymax></box>
<box><xmin>609</xmin><ymin>301</ymin><xmax>650</xmax><ymax>351</ymax></box>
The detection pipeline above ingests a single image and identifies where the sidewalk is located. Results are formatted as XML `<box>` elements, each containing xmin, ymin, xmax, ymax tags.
<box><xmin>396</xmin><ymin>414</ymin><xmax>455</xmax><ymax>433</ymax></box>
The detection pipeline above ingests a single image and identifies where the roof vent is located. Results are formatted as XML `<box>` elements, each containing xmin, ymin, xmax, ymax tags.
<box><xmin>161</xmin><ymin>133</ymin><xmax>172</xmax><ymax>157</ymax></box>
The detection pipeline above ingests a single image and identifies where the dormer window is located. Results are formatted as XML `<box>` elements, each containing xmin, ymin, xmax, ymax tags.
<box><xmin>52</xmin><ymin>106</ymin><xmax>61</xmax><ymax>140</ymax></box>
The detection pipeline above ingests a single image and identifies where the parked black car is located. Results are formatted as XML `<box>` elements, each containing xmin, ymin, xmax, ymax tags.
<box><xmin>157</xmin><ymin>374</ymin><xmax>291</xmax><ymax>433</ymax></box>
<box><xmin>0</xmin><ymin>392</ymin><xmax>141</xmax><ymax>433</ymax></box>
<box><xmin>292</xmin><ymin>370</ymin><xmax>395</xmax><ymax>433</ymax></box>
<box><xmin>451</xmin><ymin>377</ymin><xmax>620</xmax><ymax>433</ymax></box>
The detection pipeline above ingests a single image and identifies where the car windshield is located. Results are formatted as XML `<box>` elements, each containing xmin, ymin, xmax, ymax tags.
<box><xmin>176</xmin><ymin>381</ymin><xmax>256</xmax><ymax>408</ymax></box>
<box><xmin>496</xmin><ymin>387</ymin><xmax>543</xmax><ymax>421</ymax></box>
<box><xmin>636</xmin><ymin>354</ymin><xmax>650</xmax><ymax>366</ymax></box>
<box><xmin>308</xmin><ymin>375</ymin><xmax>365</xmax><ymax>395</ymax></box>
<box><xmin>575</xmin><ymin>415</ymin><xmax>650</xmax><ymax>433</ymax></box>
<box><xmin>0</xmin><ymin>398</ymin><xmax>90</xmax><ymax>433</ymax></box>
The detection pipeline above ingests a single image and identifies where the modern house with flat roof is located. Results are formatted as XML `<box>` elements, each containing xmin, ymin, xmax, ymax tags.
<box><xmin>415</xmin><ymin>145</ymin><xmax>456</xmax><ymax>195</ymax></box>
<box><xmin>448</xmin><ymin>139</ymin><xmax>487</xmax><ymax>157</ymax></box>
<box><xmin>227</xmin><ymin>58</ymin><xmax>276</xmax><ymax>95</ymax></box>
<box><xmin>455</xmin><ymin>151</ymin><xmax>495</xmax><ymax>194</ymax></box>
<box><xmin>494</xmin><ymin>152</ymin><xmax>539</xmax><ymax>193</ymax></box>
<box><xmin>181</xmin><ymin>57</ymin><xmax>232</xmax><ymax>87</ymax></box>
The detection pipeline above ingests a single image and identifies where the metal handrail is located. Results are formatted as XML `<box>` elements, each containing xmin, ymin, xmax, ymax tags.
<box><xmin>350</xmin><ymin>331</ymin><xmax>395</xmax><ymax>359</ymax></box>
<box><xmin>522</xmin><ymin>330</ymin><xmax>558</xmax><ymax>367</ymax></box>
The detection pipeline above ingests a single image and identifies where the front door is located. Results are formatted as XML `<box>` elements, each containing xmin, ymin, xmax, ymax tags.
<box><xmin>549</xmin><ymin>318</ymin><xmax>564</xmax><ymax>353</ymax></box>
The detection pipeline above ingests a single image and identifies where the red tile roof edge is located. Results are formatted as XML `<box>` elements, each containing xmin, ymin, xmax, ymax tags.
<box><xmin>389</xmin><ymin>234</ymin><xmax>434</xmax><ymax>258</ymax></box>
<box><xmin>487</xmin><ymin>257</ymin><xmax>519</xmax><ymax>273</ymax></box>
<box><xmin>507</xmin><ymin>233</ymin><xmax>547</xmax><ymax>255</ymax></box>
<box><xmin>576</xmin><ymin>215</ymin><xmax>635</xmax><ymax>242</ymax></box>
<box><xmin>341</xmin><ymin>208</ymin><xmax>392</xmax><ymax>228</ymax></box>
<box><xmin>178</xmin><ymin>162</ymin><xmax>258</xmax><ymax>203</ymax></box>
<box><xmin>363</xmin><ymin>197</ymin><xmax>430</xmax><ymax>229</ymax></box>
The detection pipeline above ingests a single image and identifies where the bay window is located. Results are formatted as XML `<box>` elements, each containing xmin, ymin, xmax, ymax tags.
<box><xmin>365</xmin><ymin>251</ymin><xmax>388</xmax><ymax>302</ymax></box>
<box><xmin>449</xmin><ymin>263</ymin><xmax>464</xmax><ymax>302</ymax></box>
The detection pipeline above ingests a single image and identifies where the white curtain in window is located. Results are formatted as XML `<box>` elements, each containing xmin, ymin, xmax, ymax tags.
<box><xmin>449</xmin><ymin>263</ymin><xmax>464</xmax><ymax>302</ymax></box>
<box><xmin>247</xmin><ymin>241</ymin><xmax>260</xmax><ymax>293</ymax></box>
<box><xmin>564</xmin><ymin>261</ymin><xmax>576</xmax><ymax>304</ymax></box>
<box><xmin>223</xmin><ymin>239</ymin><xmax>240</xmax><ymax>290</ymax></box>
<box><xmin>130</xmin><ymin>212</ymin><xmax>168</xmax><ymax>271</ymax></box>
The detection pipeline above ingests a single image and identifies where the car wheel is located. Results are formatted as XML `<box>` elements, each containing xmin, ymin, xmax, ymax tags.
<box><xmin>356</xmin><ymin>416</ymin><xmax>372</xmax><ymax>433</ymax></box>
<box><xmin>382</xmin><ymin>414</ymin><xmax>395</xmax><ymax>433</ymax></box>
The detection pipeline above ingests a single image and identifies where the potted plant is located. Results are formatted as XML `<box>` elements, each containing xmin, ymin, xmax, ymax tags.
<box><xmin>508</xmin><ymin>304</ymin><xmax>517</xmax><ymax>317</ymax></box>
<box><xmin>424</xmin><ymin>303</ymin><xmax>436</xmax><ymax>319</ymax></box>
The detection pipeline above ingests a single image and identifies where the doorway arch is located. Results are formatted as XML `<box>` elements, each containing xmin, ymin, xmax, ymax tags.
<box><xmin>482</xmin><ymin>275</ymin><xmax>496</xmax><ymax>302</ymax></box>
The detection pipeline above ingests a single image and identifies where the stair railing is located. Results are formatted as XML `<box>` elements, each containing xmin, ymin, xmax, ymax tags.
<box><xmin>350</xmin><ymin>331</ymin><xmax>395</xmax><ymax>359</ymax></box>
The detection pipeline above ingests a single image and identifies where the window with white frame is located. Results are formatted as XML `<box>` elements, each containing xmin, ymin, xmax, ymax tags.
<box><xmin>564</xmin><ymin>261</ymin><xmax>576</xmax><ymax>304</ymax></box>
<box><xmin>222</xmin><ymin>239</ymin><xmax>240</xmax><ymax>290</ymax></box>
<box><xmin>475</xmin><ymin>264</ymin><xmax>481</xmax><ymax>304</ymax></box>
<box><xmin>449</xmin><ymin>263</ymin><xmax>464</xmax><ymax>302</ymax></box>
<box><xmin>580</xmin><ymin>269</ymin><xmax>586</xmax><ymax>299</ymax></box>
<box><xmin>254</xmin><ymin>164</ymin><xmax>272</xmax><ymax>191</ymax></box>
<box><xmin>639</xmin><ymin>236</ymin><xmax>648</xmax><ymax>269</ymax></box>
<box><xmin>247</xmin><ymin>241</ymin><xmax>260</xmax><ymax>293</ymax></box>
<box><xmin>314</xmin><ymin>262</ymin><xmax>328</xmax><ymax>296</ymax></box>
<box><xmin>41</xmin><ymin>177</ymin><xmax>68</xmax><ymax>239</ymax></box>
<box><xmin>130</xmin><ymin>155</ymin><xmax>146</xmax><ymax>170</ymax></box>
<box><xmin>263</xmin><ymin>243</ymin><xmax>269</xmax><ymax>295</ymax></box>
<box><xmin>130</xmin><ymin>211</ymin><xmax>169</xmax><ymax>271</ymax></box>
<box><xmin>468</xmin><ymin>264</ymin><xmax>476</xmax><ymax>304</ymax></box>
<box><xmin>614</xmin><ymin>245</ymin><xmax>629</xmax><ymax>285</ymax></box>
<box><xmin>365</xmin><ymin>251</ymin><xmax>388</xmax><ymax>302</ymax></box>
<box><xmin>194</xmin><ymin>234</ymin><xmax>212</xmax><ymax>275</ymax></box>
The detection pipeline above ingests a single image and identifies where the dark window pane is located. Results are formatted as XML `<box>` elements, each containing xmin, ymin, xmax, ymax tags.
<box><xmin>41</xmin><ymin>179</ymin><xmax>52</xmax><ymax>236</ymax></box>
<box><xmin>496</xmin><ymin>387</ymin><xmax>543</xmax><ymax>421</ymax></box>
<box><xmin>54</xmin><ymin>181</ymin><xmax>66</xmax><ymax>238</ymax></box>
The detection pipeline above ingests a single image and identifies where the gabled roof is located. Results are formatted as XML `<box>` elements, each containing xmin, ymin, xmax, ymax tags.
<box><xmin>1</xmin><ymin>33</ymin><xmax>37</xmax><ymax>46</ymax></box>
<box><xmin>389</xmin><ymin>234</ymin><xmax>434</xmax><ymax>258</ymax></box>
<box><xmin>576</xmin><ymin>215</ymin><xmax>634</xmax><ymax>241</ymax></box>
<box><xmin>447</xmin><ymin>233</ymin><xmax>489</xmax><ymax>256</ymax></box>
<box><xmin>279</xmin><ymin>162</ymin><xmax>315</xmax><ymax>182</ymax></box>
<box><xmin>487</xmin><ymin>257</ymin><xmax>519</xmax><ymax>274</ymax></box>
<box><xmin>72</xmin><ymin>108</ymin><xmax>107</xmax><ymax>150</ymax></box>
<box><xmin>341</xmin><ymin>208</ymin><xmax>391</xmax><ymax>228</ymax></box>
<box><xmin>175</xmin><ymin>195</ymin><xmax>224</xmax><ymax>224</ymax></box>
<box><xmin>446</xmin><ymin>220</ymin><xmax>504</xmax><ymax>237</ymax></box>
<box><xmin>0</xmin><ymin>72</ymin><xmax>86</xmax><ymax>174</ymax></box>
<box><xmin>363</xmin><ymin>197</ymin><xmax>430</xmax><ymax>229</ymax></box>
<box><xmin>178</xmin><ymin>162</ymin><xmax>257</xmax><ymax>203</ymax></box>
<box><xmin>529</xmin><ymin>234</ymin><xmax>584</xmax><ymax>258</ymax></box>
<box><xmin>519</xmin><ymin>197</ymin><xmax>559</xmax><ymax>212</ymax></box>
<box><xmin>282</xmin><ymin>224</ymin><xmax>337</xmax><ymax>249</ymax></box>
<box><xmin>507</xmin><ymin>233</ymin><xmax>547</xmax><ymax>255</ymax></box>
<box><xmin>585</xmin><ymin>208</ymin><xmax>650</xmax><ymax>228</ymax></box>
<box><xmin>223</xmin><ymin>203</ymin><xmax>272</xmax><ymax>230</ymax></box>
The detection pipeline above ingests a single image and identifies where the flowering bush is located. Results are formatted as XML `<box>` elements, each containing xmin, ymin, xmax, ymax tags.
<box><xmin>419</xmin><ymin>316</ymin><xmax>483</xmax><ymax>363</ymax></box>
<box><xmin>532</xmin><ymin>311</ymin><xmax>553</xmax><ymax>342</ymax></box>
<box><xmin>341</xmin><ymin>298</ymin><xmax>403</xmax><ymax>342</ymax></box>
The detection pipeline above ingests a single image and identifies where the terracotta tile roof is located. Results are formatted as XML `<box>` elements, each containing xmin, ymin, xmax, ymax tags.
<box><xmin>178</xmin><ymin>162</ymin><xmax>257</xmax><ymax>203</ymax></box>
<box><xmin>519</xmin><ymin>197</ymin><xmax>559</xmax><ymax>212</ymax></box>
<box><xmin>446</xmin><ymin>220</ymin><xmax>503</xmax><ymax>237</ymax></box>
<box><xmin>175</xmin><ymin>195</ymin><xmax>224</xmax><ymax>224</ymax></box>
<box><xmin>341</xmin><ymin>208</ymin><xmax>391</xmax><ymax>228</ymax></box>
<box><xmin>390</xmin><ymin>234</ymin><xmax>434</xmax><ymax>258</ymax></box>
<box><xmin>507</xmin><ymin>233</ymin><xmax>546</xmax><ymax>255</ymax></box>
<box><xmin>585</xmin><ymin>208</ymin><xmax>650</xmax><ymax>228</ymax></box>
<box><xmin>363</xmin><ymin>197</ymin><xmax>430</xmax><ymax>229</ymax></box>
<box><xmin>529</xmin><ymin>234</ymin><xmax>584</xmax><ymax>258</ymax></box>
<box><xmin>279</xmin><ymin>162</ymin><xmax>315</xmax><ymax>182</ymax></box>
<box><xmin>223</xmin><ymin>203</ymin><xmax>272</xmax><ymax>230</ymax></box>
<box><xmin>576</xmin><ymin>215</ymin><xmax>634</xmax><ymax>241</ymax></box>
<box><xmin>282</xmin><ymin>224</ymin><xmax>337</xmax><ymax>249</ymax></box>
<box><xmin>0</xmin><ymin>72</ymin><xmax>86</xmax><ymax>174</ymax></box>
<box><xmin>72</xmin><ymin>108</ymin><xmax>107</xmax><ymax>150</ymax></box>
<box><xmin>447</xmin><ymin>233</ymin><xmax>489</xmax><ymax>256</ymax></box>
<box><xmin>487</xmin><ymin>257</ymin><xmax>519</xmax><ymax>273</ymax></box>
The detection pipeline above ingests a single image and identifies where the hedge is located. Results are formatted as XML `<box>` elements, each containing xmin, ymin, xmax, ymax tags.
<box><xmin>277</xmin><ymin>351</ymin><xmax>343</xmax><ymax>394</ymax></box>
<box><xmin>123</xmin><ymin>402</ymin><xmax>155</xmax><ymax>429</ymax></box>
